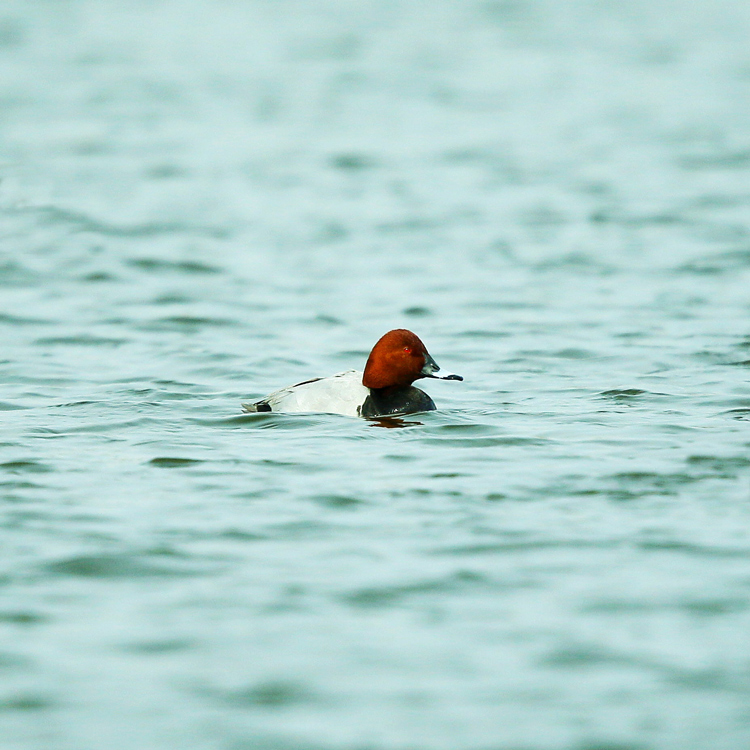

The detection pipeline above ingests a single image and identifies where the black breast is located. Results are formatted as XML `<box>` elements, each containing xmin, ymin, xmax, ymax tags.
<box><xmin>360</xmin><ymin>386</ymin><xmax>436</xmax><ymax>418</ymax></box>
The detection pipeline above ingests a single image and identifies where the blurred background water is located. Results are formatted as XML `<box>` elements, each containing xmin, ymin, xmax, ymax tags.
<box><xmin>2</xmin><ymin>1</ymin><xmax>750</xmax><ymax>748</ymax></box>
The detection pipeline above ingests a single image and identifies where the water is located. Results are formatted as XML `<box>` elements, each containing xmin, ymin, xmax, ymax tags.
<box><xmin>2</xmin><ymin>1</ymin><xmax>750</xmax><ymax>748</ymax></box>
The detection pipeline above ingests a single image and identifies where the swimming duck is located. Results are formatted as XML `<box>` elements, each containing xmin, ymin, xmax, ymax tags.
<box><xmin>242</xmin><ymin>329</ymin><xmax>462</xmax><ymax>418</ymax></box>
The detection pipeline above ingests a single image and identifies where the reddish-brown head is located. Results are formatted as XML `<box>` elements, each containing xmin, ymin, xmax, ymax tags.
<box><xmin>363</xmin><ymin>330</ymin><xmax>463</xmax><ymax>390</ymax></box>
<box><xmin>362</xmin><ymin>329</ymin><xmax>433</xmax><ymax>390</ymax></box>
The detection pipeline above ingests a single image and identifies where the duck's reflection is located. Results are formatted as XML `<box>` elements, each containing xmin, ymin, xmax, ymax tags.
<box><xmin>367</xmin><ymin>416</ymin><xmax>423</xmax><ymax>429</ymax></box>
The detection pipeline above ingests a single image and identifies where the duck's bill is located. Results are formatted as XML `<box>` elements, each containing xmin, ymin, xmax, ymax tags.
<box><xmin>420</xmin><ymin>353</ymin><xmax>463</xmax><ymax>381</ymax></box>
<box><xmin>426</xmin><ymin>371</ymin><xmax>463</xmax><ymax>381</ymax></box>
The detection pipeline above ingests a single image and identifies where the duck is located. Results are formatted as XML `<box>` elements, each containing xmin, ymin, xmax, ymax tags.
<box><xmin>242</xmin><ymin>329</ymin><xmax>462</xmax><ymax>418</ymax></box>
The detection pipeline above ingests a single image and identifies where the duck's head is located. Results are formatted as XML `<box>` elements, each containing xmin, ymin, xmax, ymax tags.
<box><xmin>362</xmin><ymin>329</ymin><xmax>463</xmax><ymax>390</ymax></box>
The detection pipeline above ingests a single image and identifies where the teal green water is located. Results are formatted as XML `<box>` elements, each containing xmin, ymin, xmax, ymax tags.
<box><xmin>2</xmin><ymin>2</ymin><xmax>750</xmax><ymax>749</ymax></box>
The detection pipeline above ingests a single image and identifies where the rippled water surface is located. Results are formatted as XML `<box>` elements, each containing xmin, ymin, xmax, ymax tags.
<box><xmin>2</xmin><ymin>1</ymin><xmax>750</xmax><ymax>749</ymax></box>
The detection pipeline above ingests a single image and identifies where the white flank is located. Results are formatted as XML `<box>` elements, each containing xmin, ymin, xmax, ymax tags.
<box><xmin>261</xmin><ymin>370</ymin><xmax>369</xmax><ymax>417</ymax></box>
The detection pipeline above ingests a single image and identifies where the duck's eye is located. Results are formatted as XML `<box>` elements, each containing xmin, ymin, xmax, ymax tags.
<box><xmin>403</xmin><ymin>347</ymin><xmax>412</xmax><ymax>354</ymax></box>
